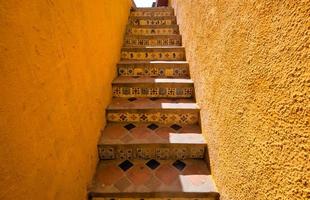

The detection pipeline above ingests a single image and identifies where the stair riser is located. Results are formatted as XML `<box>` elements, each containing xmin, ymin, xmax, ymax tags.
<box><xmin>121</xmin><ymin>50</ymin><xmax>186</xmax><ymax>61</ymax></box>
<box><xmin>129</xmin><ymin>18</ymin><xmax>177</xmax><ymax>26</ymax></box>
<box><xmin>126</xmin><ymin>27</ymin><xmax>179</xmax><ymax>35</ymax></box>
<box><xmin>98</xmin><ymin>144</ymin><xmax>206</xmax><ymax>160</ymax></box>
<box><xmin>130</xmin><ymin>11</ymin><xmax>174</xmax><ymax>17</ymax></box>
<box><xmin>92</xmin><ymin>198</ymin><xmax>215</xmax><ymax>200</ymax></box>
<box><xmin>112</xmin><ymin>85</ymin><xmax>194</xmax><ymax>98</ymax></box>
<box><xmin>117</xmin><ymin>63</ymin><xmax>189</xmax><ymax>78</ymax></box>
<box><xmin>107</xmin><ymin>111</ymin><xmax>199</xmax><ymax>125</ymax></box>
<box><xmin>124</xmin><ymin>37</ymin><xmax>181</xmax><ymax>47</ymax></box>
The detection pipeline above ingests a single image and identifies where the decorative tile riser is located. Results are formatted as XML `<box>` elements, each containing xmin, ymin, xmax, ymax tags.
<box><xmin>118</xmin><ymin>65</ymin><xmax>189</xmax><ymax>78</ymax></box>
<box><xmin>127</xmin><ymin>28</ymin><xmax>179</xmax><ymax>35</ymax></box>
<box><xmin>121</xmin><ymin>51</ymin><xmax>185</xmax><ymax>61</ymax></box>
<box><xmin>93</xmin><ymin>198</ymin><xmax>214</xmax><ymax>200</ymax></box>
<box><xmin>107</xmin><ymin>111</ymin><xmax>199</xmax><ymax>124</ymax></box>
<box><xmin>112</xmin><ymin>87</ymin><xmax>193</xmax><ymax>98</ymax></box>
<box><xmin>129</xmin><ymin>19</ymin><xmax>176</xmax><ymax>26</ymax></box>
<box><xmin>130</xmin><ymin>11</ymin><xmax>174</xmax><ymax>17</ymax></box>
<box><xmin>124</xmin><ymin>38</ymin><xmax>181</xmax><ymax>47</ymax></box>
<box><xmin>98</xmin><ymin>144</ymin><xmax>205</xmax><ymax>160</ymax></box>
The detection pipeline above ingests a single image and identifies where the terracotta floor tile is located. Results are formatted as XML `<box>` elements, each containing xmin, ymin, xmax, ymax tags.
<box><xmin>145</xmin><ymin>176</ymin><xmax>162</xmax><ymax>190</ymax></box>
<box><xmin>120</xmin><ymin>134</ymin><xmax>134</xmax><ymax>143</ymax></box>
<box><xmin>114</xmin><ymin>177</ymin><xmax>132</xmax><ymax>192</ymax></box>
<box><xmin>155</xmin><ymin>127</ymin><xmax>175</xmax><ymax>139</ymax></box>
<box><xmin>155</xmin><ymin>164</ymin><xmax>179</xmax><ymax>185</ymax></box>
<box><xmin>179</xmin><ymin>125</ymin><xmax>202</xmax><ymax>133</ymax></box>
<box><xmin>102</xmin><ymin>125</ymin><xmax>128</xmax><ymax>139</ymax></box>
<box><xmin>127</xmin><ymin>164</ymin><xmax>152</xmax><ymax>185</ymax></box>
<box><xmin>97</xmin><ymin>165</ymin><xmax>124</xmax><ymax>185</ymax></box>
<box><xmin>131</xmin><ymin>126</ymin><xmax>153</xmax><ymax>139</ymax></box>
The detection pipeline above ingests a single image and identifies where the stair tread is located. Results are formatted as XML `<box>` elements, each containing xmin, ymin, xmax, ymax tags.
<box><xmin>133</xmin><ymin>7</ymin><xmax>174</xmax><ymax>11</ymax></box>
<box><xmin>127</xmin><ymin>24</ymin><xmax>179</xmax><ymax>28</ymax></box>
<box><xmin>99</xmin><ymin>123</ymin><xmax>204</xmax><ymax>145</ymax></box>
<box><xmin>130</xmin><ymin>16</ymin><xmax>176</xmax><ymax>19</ymax></box>
<box><xmin>88</xmin><ymin>159</ymin><xmax>218</xmax><ymax>198</ymax></box>
<box><xmin>125</xmin><ymin>34</ymin><xmax>181</xmax><ymax>38</ymax></box>
<box><xmin>118</xmin><ymin>61</ymin><xmax>188</xmax><ymax>64</ymax></box>
<box><xmin>107</xmin><ymin>98</ymin><xmax>199</xmax><ymax>110</ymax></box>
<box><xmin>122</xmin><ymin>46</ymin><xmax>184</xmax><ymax>50</ymax></box>
<box><xmin>113</xmin><ymin>77</ymin><xmax>193</xmax><ymax>84</ymax></box>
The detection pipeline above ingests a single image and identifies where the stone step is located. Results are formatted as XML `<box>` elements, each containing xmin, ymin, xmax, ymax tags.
<box><xmin>126</xmin><ymin>25</ymin><xmax>179</xmax><ymax>35</ymax></box>
<box><xmin>124</xmin><ymin>35</ymin><xmax>182</xmax><ymax>47</ymax></box>
<box><xmin>98</xmin><ymin>123</ymin><xmax>206</xmax><ymax>160</ymax></box>
<box><xmin>117</xmin><ymin>61</ymin><xmax>189</xmax><ymax>78</ymax></box>
<box><xmin>132</xmin><ymin>7</ymin><xmax>174</xmax><ymax>11</ymax></box>
<box><xmin>88</xmin><ymin>159</ymin><xmax>219</xmax><ymax>200</ymax></box>
<box><xmin>128</xmin><ymin>16</ymin><xmax>177</xmax><ymax>26</ymax></box>
<box><xmin>112</xmin><ymin>77</ymin><xmax>194</xmax><ymax>98</ymax></box>
<box><xmin>106</xmin><ymin>98</ymin><xmax>200</xmax><ymax>125</ymax></box>
<box><xmin>121</xmin><ymin>47</ymin><xmax>186</xmax><ymax>61</ymax></box>
<box><xmin>130</xmin><ymin>9</ymin><xmax>174</xmax><ymax>17</ymax></box>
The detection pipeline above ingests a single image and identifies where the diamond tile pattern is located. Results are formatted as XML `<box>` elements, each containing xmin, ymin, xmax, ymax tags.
<box><xmin>118</xmin><ymin>160</ymin><xmax>134</xmax><ymax>171</ymax></box>
<box><xmin>146</xmin><ymin>159</ymin><xmax>160</xmax><ymax>170</ymax></box>
<box><xmin>124</xmin><ymin>123</ymin><xmax>136</xmax><ymax>131</ymax></box>
<box><xmin>147</xmin><ymin>123</ymin><xmax>159</xmax><ymax>130</ymax></box>
<box><xmin>89</xmin><ymin>7</ymin><xmax>218</xmax><ymax>200</ymax></box>
<box><xmin>170</xmin><ymin>124</ymin><xmax>182</xmax><ymax>131</ymax></box>
<box><xmin>172</xmin><ymin>160</ymin><xmax>186</xmax><ymax>171</ymax></box>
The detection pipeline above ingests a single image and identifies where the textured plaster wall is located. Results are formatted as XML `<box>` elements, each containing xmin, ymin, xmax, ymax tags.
<box><xmin>0</xmin><ymin>0</ymin><xmax>131</xmax><ymax>199</ymax></box>
<box><xmin>171</xmin><ymin>0</ymin><xmax>309</xmax><ymax>199</ymax></box>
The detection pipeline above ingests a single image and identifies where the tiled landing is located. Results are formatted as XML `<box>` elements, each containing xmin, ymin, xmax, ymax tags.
<box><xmin>89</xmin><ymin>159</ymin><xmax>218</xmax><ymax>199</ymax></box>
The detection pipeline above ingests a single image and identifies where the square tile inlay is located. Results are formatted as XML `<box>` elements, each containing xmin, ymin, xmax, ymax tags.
<box><xmin>171</xmin><ymin>124</ymin><xmax>182</xmax><ymax>131</ymax></box>
<box><xmin>172</xmin><ymin>160</ymin><xmax>186</xmax><ymax>171</ymax></box>
<box><xmin>147</xmin><ymin>123</ymin><xmax>159</xmax><ymax>131</ymax></box>
<box><xmin>118</xmin><ymin>160</ymin><xmax>134</xmax><ymax>171</ymax></box>
<box><xmin>124</xmin><ymin>123</ymin><xmax>136</xmax><ymax>131</ymax></box>
<box><xmin>145</xmin><ymin>159</ymin><xmax>160</xmax><ymax>170</ymax></box>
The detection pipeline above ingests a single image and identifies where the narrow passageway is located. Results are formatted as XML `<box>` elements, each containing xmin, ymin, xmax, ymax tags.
<box><xmin>88</xmin><ymin>6</ymin><xmax>219</xmax><ymax>200</ymax></box>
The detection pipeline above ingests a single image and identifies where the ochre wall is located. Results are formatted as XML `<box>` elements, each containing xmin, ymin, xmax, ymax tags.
<box><xmin>0</xmin><ymin>1</ymin><xmax>131</xmax><ymax>199</ymax></box>
<box><xmin>171</xmin><ymin>0</ymin><xmax>309</xmax><ymax>199</ymax></box>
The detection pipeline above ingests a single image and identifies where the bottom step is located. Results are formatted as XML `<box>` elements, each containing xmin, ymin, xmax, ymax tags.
<box><xmin>88</xmin><ymin>159</ymin><xmax>219</xmax><ymax>200</ymax></box>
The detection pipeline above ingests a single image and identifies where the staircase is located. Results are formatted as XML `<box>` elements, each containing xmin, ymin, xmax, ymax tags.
<box><xmin>88</xmin><ymin>7</ymin><xmax>219</xmax><ymax>200</ymax></box>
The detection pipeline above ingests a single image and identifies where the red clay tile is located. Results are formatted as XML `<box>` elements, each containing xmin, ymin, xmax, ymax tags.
<box><xmin>131</xmin><ymin>127</ymin><xmax>153</xmax><ymax>139</ymax></box>
<box><xmin>155</xmin><ymin>127</ymin><xmax>175</xmax><ymax>139</ymax></box>
<box><xmin>179</xmin><ymin>125</ymin><xmax>201</xmax><ymax>133</ymax></box>
<box><xmin>97</xmin><ymin>165</ymin><xmax>124</xmax><ymax>185</ymax></box>
<box><xmin>155</xmin><ymin>164</ymin><xmax>179</xmax><ymax>185</ymax></box>
<box><xmin>103</xmin><ymin>125</ymin><xmax>128</xmax><ymax>139</ymax></box>
<box><xmin>145</xmin><ymin>176</ymin><xmax>162</xmax><ymax>190</ymax></box>
<box><xmin>127</xmin><ymin>164</ymin><xmax>152</xmax><ymax>185</ymax></box>
<box><xmin>114</xmin><ymin>177</ymin><xmax>132</xmax><ymax>191</ymax></box>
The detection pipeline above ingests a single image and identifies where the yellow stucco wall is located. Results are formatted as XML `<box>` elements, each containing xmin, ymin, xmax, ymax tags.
<box><xmin>0</xmin><ymin>1</ymin><xmax>131</xmax><ymax>199</ymax></box>
<box><xmin>171</xmin><ymin>0</ymin><xmax>309</xmax><ymax>199</ymax></box>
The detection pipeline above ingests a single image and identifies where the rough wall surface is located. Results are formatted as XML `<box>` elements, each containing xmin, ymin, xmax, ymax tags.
<box><xmin>171</xmin><ymin>0</ymin><xmax>309</xmax><ymax>199</ymax></box>
<box><xmin>0</xmin><ymin>1</ymin><xmax>131</xmax><ymax>199</ymax></box>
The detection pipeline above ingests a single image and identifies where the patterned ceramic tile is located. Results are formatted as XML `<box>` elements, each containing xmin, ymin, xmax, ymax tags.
<box><xmin>118</xmin><ymin>65</ymin><xmax>189</xmax><ymax>78</ymax></box>
<box><xmin>129</xmin><ymin>19</ymin><xmax>176</xmax><ymax>26</ymax></box>
<box><xmin>94</xmin><ymin>198</ymin><xmax>214</xmax><ymax>200</ymax></box>
<box><xmin>127</xmin><ymin>27</ymin><xmax>178</xmax><ymax>35</ymax></box>
<box><xmin>125</xmin><ymin>38</ymin><xmax>181</xmax><ymax>46</ymax></box>
<box><xmin>107</xmin><ymin>112</ymin><xmax>199</xmax><ymax>124</ymax></box>
<box><xmin>121</xmin><ymin>51</ymin><xmax>185</xmax><ymax>61</ymax></box>
<box><xmin>113</xmin><ymin>87</ymin><xmax>193</xmax><ymax>98</ymax></box>
<box><xmin>131</xmin><ymin>11</ymin><xmax>173</xmax><ymax>17</ymax></box>
<box><xmin>98</xmin><ymin>145</ymin><xmax>205</xmax><ymax>160</ymax></box>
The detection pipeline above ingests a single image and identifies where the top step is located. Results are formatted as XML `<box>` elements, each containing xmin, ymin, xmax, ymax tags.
<box><xmin>131</xmin><ymin>8</ymin><xmax>174</xmax><ymax>17</ymax></box>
